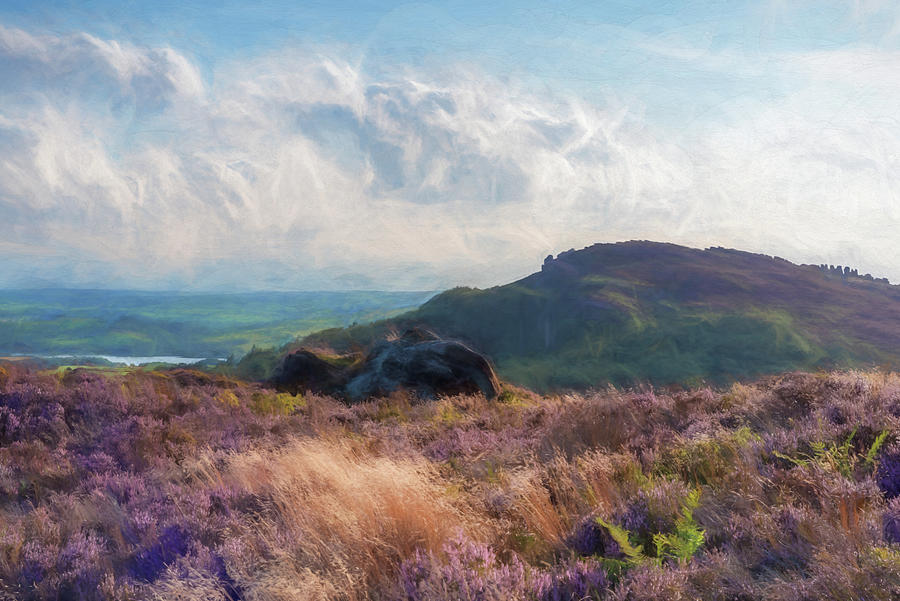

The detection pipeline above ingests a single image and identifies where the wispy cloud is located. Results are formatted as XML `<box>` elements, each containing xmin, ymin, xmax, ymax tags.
<box><xmin>1</xmin><ymin>21</ymin><xmax>900</xmax><ymax>289</ymax></box>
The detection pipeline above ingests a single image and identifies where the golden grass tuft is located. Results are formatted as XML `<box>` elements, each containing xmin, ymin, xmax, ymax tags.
<box><xmin>194</xmin><ymin>437</ymin><xmax>483</xmax><ymax>600</ymax></box>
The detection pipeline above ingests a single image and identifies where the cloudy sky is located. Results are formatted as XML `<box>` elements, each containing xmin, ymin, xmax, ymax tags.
<box><xmin>1</xmin><ymin>1</ymin><xmax>900</xmax><ymax>290</ymax></box>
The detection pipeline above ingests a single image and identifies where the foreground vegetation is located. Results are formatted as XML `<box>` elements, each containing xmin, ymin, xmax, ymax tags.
<box><xmin>1</xmin><ymin>363</ymin><xmax>900</xmax><ymax>599</ymax></box>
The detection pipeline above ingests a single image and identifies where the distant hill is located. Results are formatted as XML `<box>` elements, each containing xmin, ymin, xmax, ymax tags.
<box><xmin>302</xmin><ymin>241</ymin><xmax>900</xmax><ymax>391</ymax></box>
<box><xmin>0</xmin><ymin>289</ymin><xmax>434</xmax><ymax>359</ymax></box>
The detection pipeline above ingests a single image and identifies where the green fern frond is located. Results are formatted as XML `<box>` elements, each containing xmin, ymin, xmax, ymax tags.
<box><xmin>653</xmin><ymin>488</ymin><xmax>706</xmax><ymax>565</ymax></box>
<box><xmin>773</xmin><ymin>450</ymin><xmax>809</xmax><ymax>467</ymax></box>
<box><xmin>866</xmin><ymin>430</ymin><xmax>890</xmax><ymax>466</ymax></box>
<box><xmin>595</xmin><ymin>517</ymin><xmax>645</xmax><ymax>565</ymax></box>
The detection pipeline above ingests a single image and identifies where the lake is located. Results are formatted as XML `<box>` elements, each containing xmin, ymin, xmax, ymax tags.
<box><xmin>37</xmin><ymin>355</ymin><xmax>222</xmax><ymax>366</ymax></box>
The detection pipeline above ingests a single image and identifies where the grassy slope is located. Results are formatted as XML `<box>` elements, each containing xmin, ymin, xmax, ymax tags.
<box><xmin>302</xmin><ymin>242</ymin><xmax>900</xmax><ymax>391</ymax></box>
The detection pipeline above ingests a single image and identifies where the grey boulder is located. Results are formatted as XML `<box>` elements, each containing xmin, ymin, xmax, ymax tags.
<box><xmin>272</xmin><ymin>329</ymin><xmax>500</xmax><ymax>402</ymax></box>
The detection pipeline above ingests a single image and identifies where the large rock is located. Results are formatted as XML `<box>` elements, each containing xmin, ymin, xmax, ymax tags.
<box><xmin>271</xmin><ymin>329</ymin><xmax>500</xmax><ymax>402</ymax></box>
<box><xmin>344</xmin><ymin>329</ymin><xmax>501</xmax><ymax>401</ymax></box>
<box><xmin>271</xmin><ymin>350</ymin><xmax>349</xmax><ymax>396</ymax></box>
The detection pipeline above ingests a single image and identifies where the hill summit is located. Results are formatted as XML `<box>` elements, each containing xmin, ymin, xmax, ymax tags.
<box><xmin>302</xmin><ymin>241</ymin><xmax>900</xmax><ymax>391</ymax></box>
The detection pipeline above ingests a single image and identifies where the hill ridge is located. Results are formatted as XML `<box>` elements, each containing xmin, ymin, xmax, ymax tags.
<box><xmin>299</xmin><ymin>240</ymin><xmax>900</xmax><ymax>391</ymax></box>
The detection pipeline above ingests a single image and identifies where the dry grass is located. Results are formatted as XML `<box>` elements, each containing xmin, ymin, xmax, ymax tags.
<box><xmin>193</xmin><ymin>437</ymin><xmax>484</xmax><ymax>600</ymax></box>
<box><xmin>509</xmin><ymin>451</ymin><xmax>620</xmax><ymax>551</ymax></box>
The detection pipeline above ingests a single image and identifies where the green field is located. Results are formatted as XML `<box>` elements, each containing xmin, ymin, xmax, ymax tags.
<box><xmin>0</xmin><ymin>289</ymin><xmax>434</xmax><ymax>360</ymax></box>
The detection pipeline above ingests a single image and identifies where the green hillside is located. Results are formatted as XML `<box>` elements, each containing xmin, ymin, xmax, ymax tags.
<box><xmin>300</xmin><ymin>241</ymin><xmax>900</xmax><ymax>391</ymax></box>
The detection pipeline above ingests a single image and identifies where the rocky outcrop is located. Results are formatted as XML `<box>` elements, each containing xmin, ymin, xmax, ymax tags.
<box><xmin>344</xmin><ymin>329</ymin><xmax>500</xmax><ymax>401</ymax></box>
<box><xmin>271</xmin><ymin>350</ymin><xmax>349</xmax><ymax>396</ymax></box>
<box><xmin>271</xmin><ymin>329</ymin><xmax>500</xmax><ymax>402</ymax></box>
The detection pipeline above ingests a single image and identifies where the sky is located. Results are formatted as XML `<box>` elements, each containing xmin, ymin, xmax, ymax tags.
<box><xmin>2</xmin><ymin>1</ymin><xmax>900</xmax><ymax>290</ymax></box>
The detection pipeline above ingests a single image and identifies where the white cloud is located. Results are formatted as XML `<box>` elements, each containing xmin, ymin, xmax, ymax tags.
<box><xmin>2</xmin><ymin>24</ymin><xmax>900</xmax><ymax>289</ymax></box>
<box><xmin>0</xmin><ymin>25</ymin><xmax>203</xmax><ymax>109</ymax></box>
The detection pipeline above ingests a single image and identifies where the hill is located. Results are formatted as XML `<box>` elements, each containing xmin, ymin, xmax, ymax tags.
<box><xmin>301</xmin><ymin>241</ymin><xmax>900</xmax><ymax>391</ymax></box>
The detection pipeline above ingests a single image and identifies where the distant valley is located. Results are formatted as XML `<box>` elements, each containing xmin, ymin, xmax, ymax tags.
<box><xmin>0</xmin><ymin>289</ymin><xmax>434</xmax><ymax>360</ymax></box>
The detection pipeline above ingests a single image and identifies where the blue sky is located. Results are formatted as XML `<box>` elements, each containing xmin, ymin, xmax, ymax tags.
<box><xmin>3</xmin><ymin>1</ymin><xmax>888</xmax><ymax>120</ymax></box>
<box><xmin>2</xmin><ymin>1</ymin><xmax>900</xmax><ymax>289</ymax></box>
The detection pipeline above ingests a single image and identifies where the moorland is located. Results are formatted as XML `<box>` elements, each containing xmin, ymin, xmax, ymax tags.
<box><xmin>0</xmin><ymin>364</ymin><xmax>898</xmax><ymax>600</ymax></box>
<box><xmin>3</xmin><ymin>241</ymin><xmax>900</xmax><ymax>600</ymax></box>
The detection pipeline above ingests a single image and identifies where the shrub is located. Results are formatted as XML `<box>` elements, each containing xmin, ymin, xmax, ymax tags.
<box><xmin>568</xmin><ymin>514</ymin><xmax>619</xmax><ymax>557</ymax></box>
<box><xmin>127</xmin><ymin>525</ymin><xmax>191</xmax><ymax>582</ymax></box>
<box><xmin>398</xmin><ymin>534</ymin><xmax>528</xmax><ymax>601</ymax></box>
<box><xmin>249</xmin><ymin>391</ymin><xmax>304</xmax><ymax>416</ymax></box>
<box><xmin>878</xmin><ymin>447</ymin><xmax>900</xmax><ymax>499</ymax></box>
<box><xmin>885</xmin><ymin>498</ymin><xmax>900</xmax><ymax>545</ymax></box>
<box><xmin>531</xmin><ymin>557</ymin><xmax>607</xmax><ymax>601</ymax></box>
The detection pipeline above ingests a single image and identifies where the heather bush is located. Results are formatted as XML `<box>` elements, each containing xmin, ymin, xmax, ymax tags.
<box><xmin>568</xmin><ymin>513</ymin><xmax>619</xmax><ymax>557</ymax></box>
<box><xmin>398</xmin><ymin>533</ymin><xmax>528</xmax><ymax>601</ymax></box>
<box><xmin>878</xmin><ymin>444</ymin><xmax>900</xmax><ymax>499</ymax></box>
<box><xmin>531</xmin><ymin>557</ymin><xmax>607</xmax><ymax>601</ymax></box>
<box><xmin>885</xmin><ymin>497</ymin><xmax>900</xmax><ymax>545</ymax></box>
<box><xmin>127</xmin><ymin>525</ymin><xmax>191</xmax><ymax>582</ymax></box>
<box><xmin>607</xmin><ymin>563</ymin><xmax>691</xmax><ymax>601</ymax></box>
<box><xmin>0</xmin><ymin>364</ymin><xmax>899</xmax><ymax>599</ymax></box>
